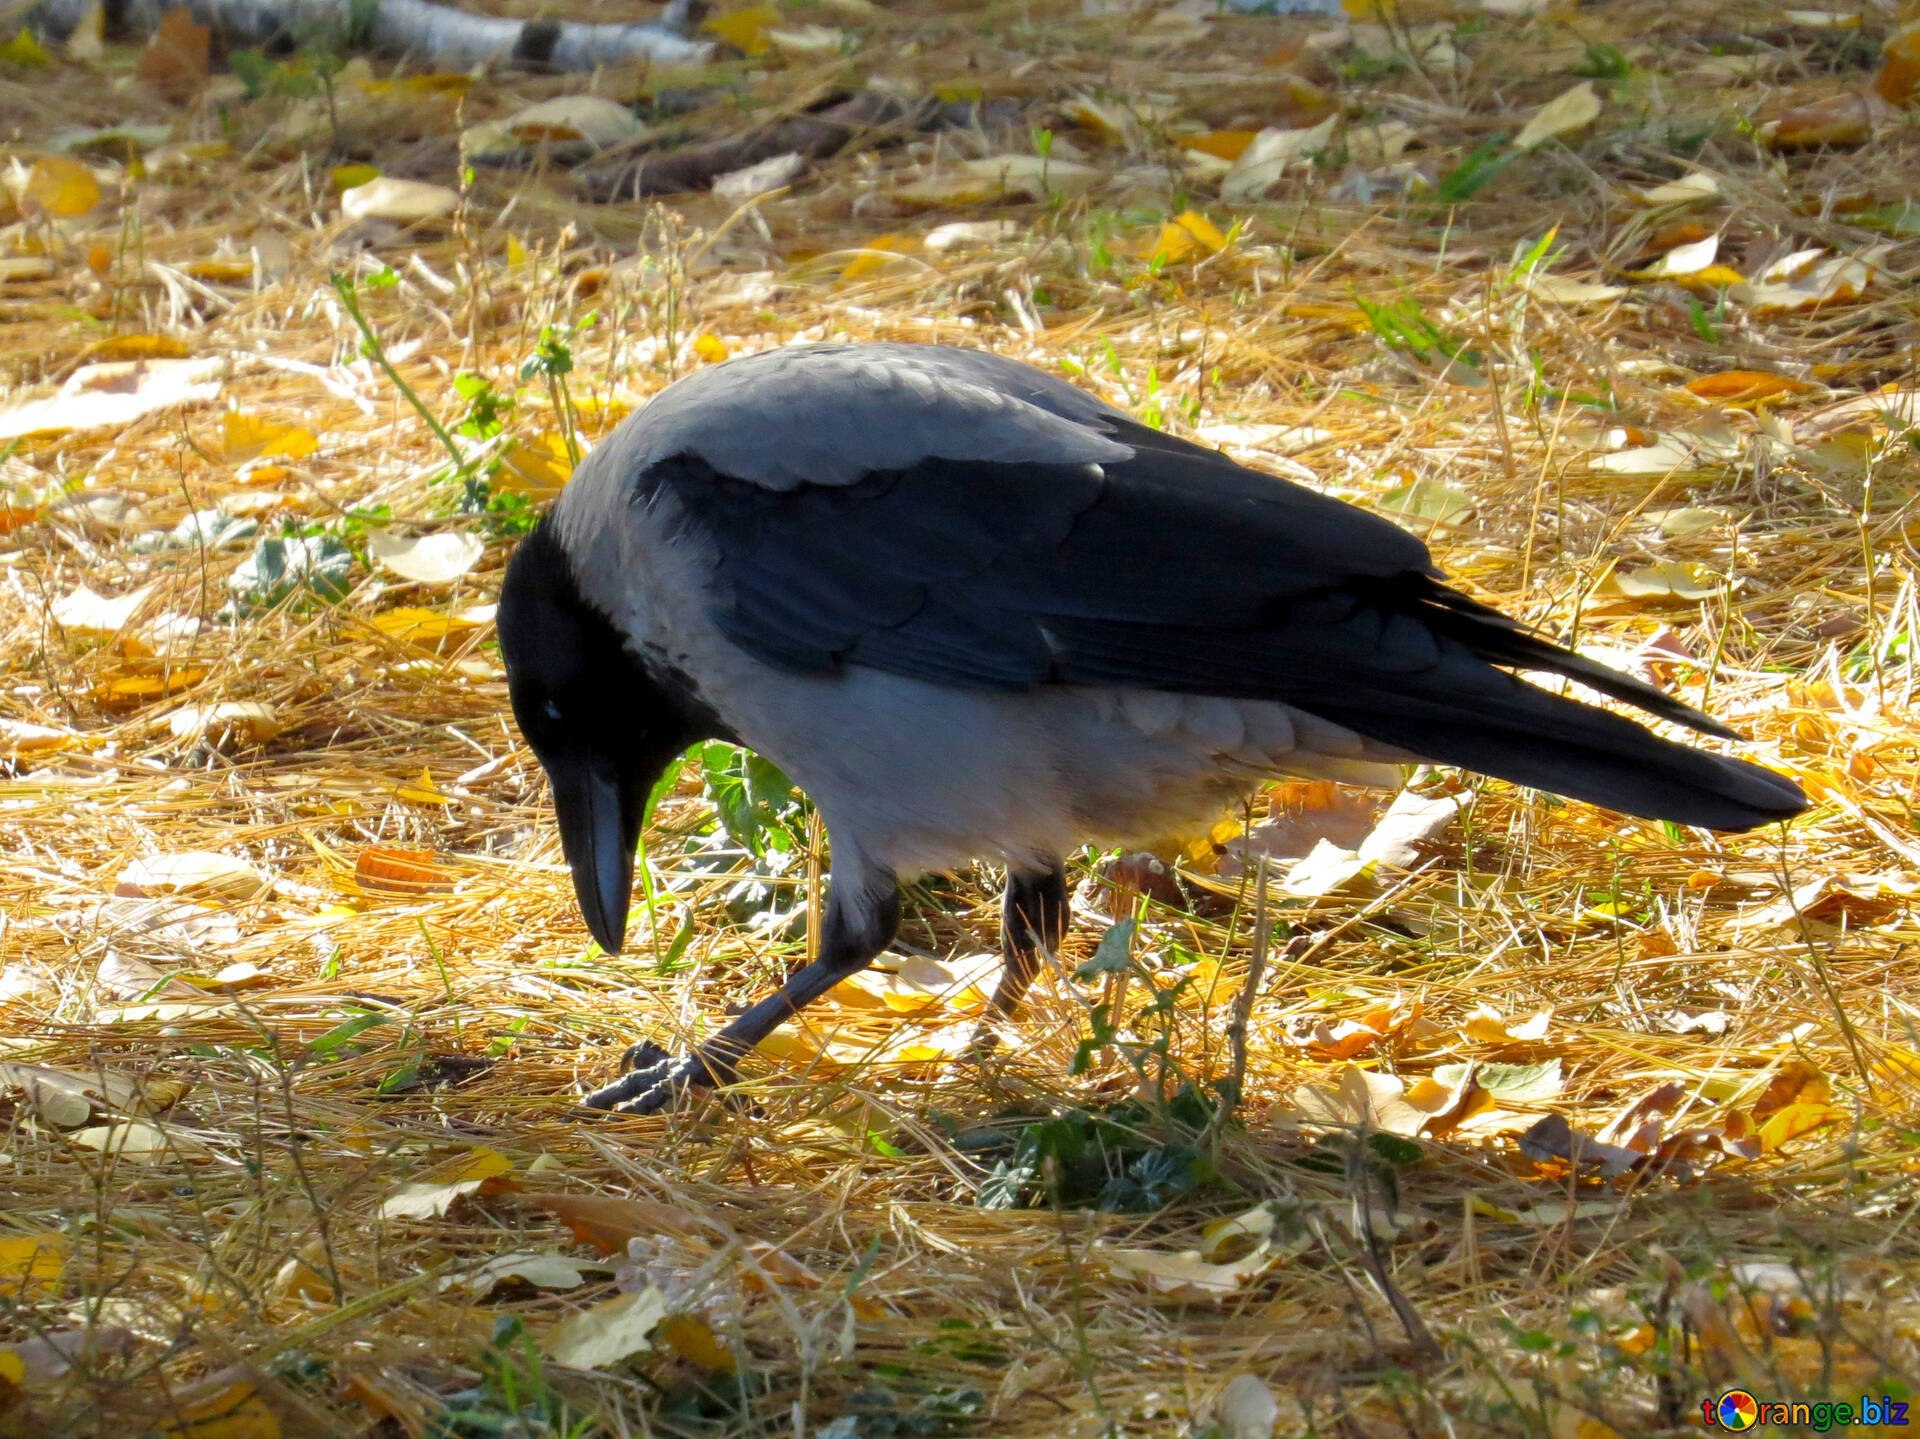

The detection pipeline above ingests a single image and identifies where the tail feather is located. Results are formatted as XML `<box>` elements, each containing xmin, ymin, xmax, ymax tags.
<box><xmin>1308</xmin><ymin>661</ymin><xmax>1805</xmax><ymax>831</ymax></box>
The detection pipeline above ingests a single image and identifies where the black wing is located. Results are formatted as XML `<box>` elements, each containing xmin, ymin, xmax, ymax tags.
<box><xmin>649</xmin><ymin>421</ymin><xmax>1804</xmax><ymax>830</ymax></box>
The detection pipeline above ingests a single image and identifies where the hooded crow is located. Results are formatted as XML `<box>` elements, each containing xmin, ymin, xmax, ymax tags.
<box><xmin>497</xmin><ymin>341</ymin><xmax>1806</xmax><ymax>1115</ymax></box>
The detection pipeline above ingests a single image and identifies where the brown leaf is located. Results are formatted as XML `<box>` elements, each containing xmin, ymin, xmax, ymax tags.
<box><xmin>1518</xmin><ymin>1114</ymin><xmax>1644</xmax><ymax>1178</ymax></box>
<box><xmin>517</xmin><ymin>1192</ymin><xmax>711</xmax><ymax>1254</ymax></box>
<box><xmin>1762</xmin><ymin>92</ymin><xmax>1871</xmax><ymax>150</ymax></box>
<box><xmin>136</xmin><ymin>7</ymin><xmax>211</xmax><ymax>103</ymax></box>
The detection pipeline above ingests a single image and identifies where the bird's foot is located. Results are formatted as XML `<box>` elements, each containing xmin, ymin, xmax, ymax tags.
<box><xmin>579</xmin><ymin>1041</ymin><xmax>736</xmax><ymax>1116</ymax></box>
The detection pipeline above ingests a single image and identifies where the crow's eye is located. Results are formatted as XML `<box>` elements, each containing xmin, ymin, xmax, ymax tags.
<box><xmin>542</xmin><ymin>699</ymin><xmax>563</xmax><ymax>723</ymax></box>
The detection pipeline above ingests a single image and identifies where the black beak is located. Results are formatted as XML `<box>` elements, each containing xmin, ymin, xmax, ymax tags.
<box><xmin>548</xmin><ymin>761</ymin><xmax>640</xmax><ymax>954</ymax></box>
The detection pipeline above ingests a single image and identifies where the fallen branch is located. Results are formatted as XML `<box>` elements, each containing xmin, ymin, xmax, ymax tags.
<box><xmin>574</xmin><ymin>91</ymin><xmax>1015</xmax><ymax>201</ymax></box>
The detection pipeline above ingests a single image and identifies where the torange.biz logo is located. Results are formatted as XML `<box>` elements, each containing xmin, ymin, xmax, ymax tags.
<box><xmin>1702</xmin><ymin>1389</ymin><xmax>1910</xmax><ymax>1431</ymax></box>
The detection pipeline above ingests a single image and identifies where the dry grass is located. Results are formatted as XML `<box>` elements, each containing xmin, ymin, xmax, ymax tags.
<box><xmin>0</xmin><ymin>0</ymin><xmax>1918</xmax><ymax>1435</ymax></box>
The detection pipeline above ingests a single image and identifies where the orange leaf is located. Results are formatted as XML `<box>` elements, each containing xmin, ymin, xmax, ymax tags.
<box><xmin>517</xmin><ymin>1192</ymin><xmax>709</xmax><ymax>1254</ymax></box>
<box><xmin>353</xmin><ymin>846</ymin><xmax>459</xmax><ymax>894</ymax></box>
<box><xmin>657</xmin><ymin>1314</ymin><xmax>737</xmax><ymax>1371</ymax></box>
<box><xmin>1752</xmin><ymin>1060</ymin><xmax>1830</xmax><ymax>1120</ymax></box>
<box><xmin>1877</xmin><ymin>24</ymin><xmax>1920</xmax><ymax>106</ymax></box>
<box><xmin>1682</xmin><ymin>370</ymin><xmax>1819</xmax><ymax>406</ymax></box>
<box><xmin>94</xmin><ymin>664</ymin><xmax>206</xmax><ymax>708</ymax></box>
<box><xmin>1175</xmin><ymin>130</ymin><xmax>1256</xmax><ymax>162</ymax></box>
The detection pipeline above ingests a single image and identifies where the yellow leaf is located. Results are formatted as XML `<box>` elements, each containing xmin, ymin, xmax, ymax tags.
<box><xmin>497</xmin><ymin>435</ymin><xmax>573</xmax><ymax>497</ymax></box>
<box><xmin>505</xmin><ymin>233</ymin><xmax>530</xmax><ymax>268</ymax></box>
<box><xmin>185</xmin><ymin>257</ymin><xmax>254</xmax><ymax>283</ymax></box>
<box><xmin>367</xmin><ymin>606</ymin><xmax>484</xmax><ymax>652</ymax></box>
<box><xmin>0</xmin><ymin>1233</ymin><xmax>68</xmax><ymax>1297</ymax></box>
<box><xmin>154</xmin><ymin>1368</ymin><xmax>279</xmax><ymax>1439</ymax></box>
<box><xmin>224</xmin><ymin>411</ymin><xmax>318</xmax><ymax>464</ymax></box>
<box><xmin>95</xmin><ymin>665</ymin><xmax>207</xmax><ymax>707</ymax></box>
<box><xmin>78</xmin><ymin>333</ymin><xmax>191</xmax><ymax>363</ymax></box>
<box><xmin>0</xmin><ymin>28</ymin><xmax>52</xmax><ymax>67</ymax></box>
<box><xmin>1597</xmin><ymin>561</ymin><xmax>1719</xmax><ymax>601</ymax></box>
<box><xmin>396</xmin><ymin>768</ymin><xmax>453</xmax><ymax>807</ymax></box>
<box><xmin>378</xmin><ymin>1148</ymin><xmax>512</xmax><ymax>1220</ymax></box>
<box><xmin>694</xmin><ymin>333</ymin><xmax>730</xmax><ymax>363</ymax></box>
<box><xmin>1173</xmin><ymin>130</ymin><xmax>1257</xmax><ymax>161</ymax></box>
<box><xmin>839</xmin><ymin>233</ymin><xmax>918</xmax><ymax>280</ymax></box>
<box><xmin>0</xmin><ymin>1348</ymin><xmax>24</xmax><ymax>1386</ymax></box>
<box><xmin>330</xmin><ymin>163</ymin><xmax>378</xmax><ymax>192</ymax></box>
<box><xmin>657</xmin><ymin>1313</ymin><xmax>737</xmax><ymax>1371</ymax></box>
<box><xmin>1511</xmin><ymin>81</ymin><xmax>1602</xmax><ymax>151</ymax></box>
<box><xmin>359</xmin><ymin>72</ymin><xmax>474</xmax><ymax>97</ymax></box>
<box><xmin>703</xmin><ymin>4</ymin><xmax>780</xmax><ymax>55</ymax></box>
<box><xmin>1757</xmin><ymin>1101</ymin><xmax>1841</xmax><ymax>1152</ymax></box>
<box><xmin>24</xmin><ymin>156</ymin><xmax>100</xmax><ymax>218</ymax></box>
<box><xmin>1149</xmin><ymin>209</ymin><xmax>1230</xmax><ymax>265</ymax></box>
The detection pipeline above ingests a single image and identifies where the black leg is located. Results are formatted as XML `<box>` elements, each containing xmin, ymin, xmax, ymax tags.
<box><xmin>987</xmin><ymin>859</ymin><xmax>1068</xmax><ymax>1020</ymax></box>
<box><xmin>583</xmin><ymin>873</ymin><xmax>901</xmax><ymax>1115</ymax></box>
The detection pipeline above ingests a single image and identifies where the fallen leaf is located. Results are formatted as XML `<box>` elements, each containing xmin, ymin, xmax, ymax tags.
<box><xmin>517</xmin><ymin>1192</ymin><xmax>712</xmax><ymax>1253</ymax></box>
<box><xmin>1148</xmin><ymin>210</ymin><xmax>1230</xmax><ymax>265</ymax></box>
<box><xmin>1683</xmin><ymin>370</ymin><xmax>1818</xmax><ymax>407</ymax></box>
<box><xmin>1877</xmin><ymin>23</ymin><xmax>1920</xmax><ymax>106</ymax></box>
<box><xmin>354</xmin><ymin>846</ymin><xmax>460</xmax><ymax>894</ymax></box>
<box><xmin>1512</xmin><ymin>81</ymin><xmax>1601</xmax><ymax>151</ymax></box>
<box><xmin>224</xmin><ymin>412</ymin><xmax>318</xmax><ymax>464</ymax></box>
<box><xmin>1378</xmin><ymin>477</ymin><xmax>1474</xmax><ymax>528</ymax></box>
<box><xmin>0</xmin><ymin>1326</ymin><xmax>136</xmax><ymax>1387</ymax></box>
<box><xmin>153</xmin><ymin>1366</ymin><xmax>279</xmax><ymax>1439</ymax></box>
<box><xmin>168</xmin><ymin>702</ymin><xmax>283</xmax><ymax>747</ymax></box>
<box><xmin>340</xmin><ymin>176</ymin><xmax>459</xmax><ymax>225</ymax></box>
<box><xmin>440</xmin><ymin>1252</ymin><xmax>602</xmax><ymax>1297</ymax></box>
<box><xmin>1518</xmin><ymin>1113</ymin><xmax>1643</xmax><ymax>1177</ymax></box>
<box><xmin>118</xmin><ymin>851</ymin><xmax>264</xmax><ymax>902</ymax></box>
<box><xmin>507</xmin><ymin>95</ymin><xmax>645</xmax><ymax>148</ymax></box>
<box><xmin>23</xmin><ymin>155</ymin><xmax>100</xmax><ymax>218</ymax></box>
<box><xmin>0</xmin><ymin>357</ymin><xmax>224</xmax><ymax>441</ymax></box>
<box><xmin>366</xmin><ymin>606</ymin><xmax>486</xmax><ymax>653</ymax></box>
<box><xmin>839</xmin><ymin>232</ymin><xmax>919</xmax><ymax>281</ymax></box>
<box><xmin>703</xmin><ymin>3</ymin><xmax>780</xmax><ymax>54</ymax></box>
<box><xmin>378</xmin><ymin>1148</ymin><xmax>513</xmax><ymax>1220</ymax></box>
<box><xmin>1598</xmin><ymin>561</ymin><xmax>1720</xmax><ymax>601</ymax></box>
<box><xmin>367</xmin><ymin>529</ymin><xmax>484</xmax><ymax>583</ymax></box>
<box><xmin>768</xmin><ymin>23</ymin><xmax>848</xmax><ymax>56</ymax></box>
<box><xmin>496</xmin><ymin>435</ymin><xmax>573</xmax><ymax>496</ymax></box>
<box><xmin>1761</xmin><ymin>92</ymin><xmax>1871</xmax><ymax>151</ymax></box>
<box><xmin>0</xmin><ymin>1233</ymin><xmax>69</xmax><ymax>1297</ymax></box>
<box><xmin>1096</xmin><ymin>1237</ymin><xmax>1283</xmax><ymax>1301</ymax></box>
<box><xmin>51</xmin><ymin>582</ymin><xmax>154</xmax><ymax>635</ymax></box>
<box><xmin>1641</xmin><ymin>234</ymin><xmax>1720</xmax><ymax>278</ymax></box>
<box><xmin>1175</xmin><ymin>130</ymin><xmax>1258</xmax><ymax>162</ymax></box>
<box><xmin>1462</xmin><ymin>1006</ymin><xmax>1552</xmax><ymax>1043</ymax></box>
<box><xmin>70</xmin><ymin>1120</ymin><xmax>206</xmax><ymax>1161</ymax></box>
<box><xmin>1638</xmin><ymin>172</ymin><xmax>1720</xmax><ymax>205</ymax></box>
<box><xmin>1214</xmin><ymin>1373</ymin><xmax>1280</xmax><ymax>1439</ymax></box>
<box><xmin>136</xmin><ymin>6</ymin><xmax>211</xmax><ymax>102</ymax></box>
<box><xmin>656</xmin><ymin>1313</ymin><xmax>737</xmax><ymax>1370</ymax></box>
<box><xmin>957</xmin><ymin>154</ymin><xmax>1103</xmax><ymax>201</ymax></box>
<box><xmin>1293</xmin><ymin>1064</ymin><xmax>1429</xmax><ymax>1137</ymax></box>
<box><xmin>1523</xmin><ymin>273</ymin><xmax>1626</xmax><ymax>305</ymax></box>
<box><xmin>544</xmin><ymin>1286</ymin><xmax>670</xmax><ymax>1369</ymax></box>
<box><xmin>1222</xmin><ymin>115</ymin><xmax>1339</xmax><ymax>200</ymax></box>
<box><xmin>1739</xmin><ymin>249</ymin><xmax>1875</xmax><ymax>312</ymax></box>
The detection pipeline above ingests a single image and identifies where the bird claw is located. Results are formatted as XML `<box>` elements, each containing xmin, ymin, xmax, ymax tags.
<box><xmin>579</xmin><ymin>1041</ymin><xmax>734</xmax><ymax>1115</ymax></box>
